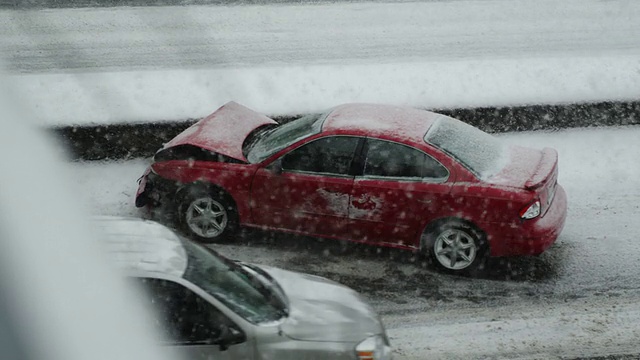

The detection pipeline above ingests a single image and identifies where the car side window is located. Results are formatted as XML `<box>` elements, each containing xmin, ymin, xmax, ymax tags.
<box><xmin>136</xmin><ymin>277</ymin><xmax>241</xmax><ymax>346</ymax></box>
<box><xmin>280</xmin><ymin>136</ymin><xmax>359</xmax><ymax>176</ymax></box>
<box><xmin>363</xmin><ymin>138</ymin><xmax>448</xmax><ymax>180</ymax></box>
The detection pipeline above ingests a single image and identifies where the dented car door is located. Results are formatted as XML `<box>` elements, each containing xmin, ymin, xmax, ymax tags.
<box><xmin>250</xmin><ymin>136</ymin><xmax>362</xmax><ymax>237</ymax></box>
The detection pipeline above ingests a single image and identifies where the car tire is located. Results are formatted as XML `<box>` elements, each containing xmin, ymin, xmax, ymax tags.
<box><xmin>422</xmin><ymin>220</ymin><xmax>488</xmax><ymax>275</ymax></box>
<box><xmin>177</xmin><ymin>185</ymin><xmax>239</xmax><ymax>243</ymax></box>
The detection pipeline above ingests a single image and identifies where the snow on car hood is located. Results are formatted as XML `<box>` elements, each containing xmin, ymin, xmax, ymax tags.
<box><xmin>259</xmin><ymin>265</ymin><xmax>384</xmax><ymax>343</ymax></box>
<box><xmin>162</xmin><ymin>101</ymin><xmax>276</xmax><ymax>162</ymax></box>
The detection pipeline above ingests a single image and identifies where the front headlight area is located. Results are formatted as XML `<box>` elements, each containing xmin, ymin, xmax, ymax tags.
<box><xmin>355</xmin><ymin>335</ymin><xmax>392</xmax><ymax>360</ymax></box>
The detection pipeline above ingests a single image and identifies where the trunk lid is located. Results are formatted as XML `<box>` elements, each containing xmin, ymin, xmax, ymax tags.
<box><xmin>162</xmin><ymin>102</ymin><xmax>276</xmax><ymax>162</ymax></box>
<box><xmin>487</xmin><ymin>145</ymin><xmax>559</xmax><ymax>215</ymax></box>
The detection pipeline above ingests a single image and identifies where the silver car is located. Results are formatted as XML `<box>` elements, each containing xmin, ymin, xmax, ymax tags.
<box><xmin>96</xmin><ymin>216</ymin><xmax>392</xmax><ymax>360</ymax></box>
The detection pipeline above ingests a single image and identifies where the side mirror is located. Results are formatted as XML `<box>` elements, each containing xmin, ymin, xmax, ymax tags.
<box><xmin>214</xmin><ymin>324</ymin><xmax>246</xmax><ymax>352</ymax></box>
<box><xmin>267</xmin><ymin>158</ymin><xmax>283</xmax><ymax>175</ymax></box>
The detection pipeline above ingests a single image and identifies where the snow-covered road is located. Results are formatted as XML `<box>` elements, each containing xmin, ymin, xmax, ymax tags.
<box><xmin>4</xmin><ymin>0</ymin><xmax>640</xmax><ymax>126</ymax></box>
<box><xmin>3</xmin><ymin>0</ymin><xmax>640</xmax><ymax>72</ymax></box>
<box><xmin>66</xmin><ymin>125</ymin><xmax>640</xmax><ymax>359</ymax></box>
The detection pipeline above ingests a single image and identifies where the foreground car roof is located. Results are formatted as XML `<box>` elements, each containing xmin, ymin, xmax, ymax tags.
<box><xmin>94</xmin><ymin>216</ymin><xmax>188</xmax><ymax>278</ymax></box>
<box><xmin>322</xmin><ymin>103</ymin><xmax>440</xmax><ymax>142</ymax></box>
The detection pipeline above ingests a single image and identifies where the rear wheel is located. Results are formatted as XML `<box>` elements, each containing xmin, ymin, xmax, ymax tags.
<box><xmin>178</xmin><ymin>186</ymin><xmax>238</xmax><ymax>243</ymax></box>
<box><xmin>422</xmin><ymin>220</ymin><xmax>488</xmax><ymax>274</ymax></box>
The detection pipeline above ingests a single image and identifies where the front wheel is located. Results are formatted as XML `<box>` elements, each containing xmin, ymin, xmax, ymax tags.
<box><xmin>178</xmin><ymin>187</ymin><xmax>238</xmax><ymax>243</ymax></box>
<box><xmin>423</xmin><ymin>221</ymin><xmax>488</xmax><ymax>274</ymax></box>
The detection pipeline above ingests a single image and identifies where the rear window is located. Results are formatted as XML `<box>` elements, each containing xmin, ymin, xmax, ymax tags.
<box><xmin>425</xmin><ymin>116</ymin><xmax>508</xmax><ymax>179</ymax></box>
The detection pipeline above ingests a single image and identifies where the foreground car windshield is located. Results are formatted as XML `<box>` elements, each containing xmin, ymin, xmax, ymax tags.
<box><xmin>425</xmin><ymin>116</ymin><xmax>508</xmax><ymax>179</ymax></box>
<box><xmin>246</xmin><ymin>112</ymin><xmax>325</xmax><ymax>163</ymax></box>
<box><xmin>181</xmin><ymin>239</ymin><xmax>286</xmax><ymax>323</ymax></box>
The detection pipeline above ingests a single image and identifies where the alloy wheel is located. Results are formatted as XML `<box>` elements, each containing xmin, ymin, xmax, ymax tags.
<box><xmin>185</xmin><ymin>197</ymin><xmax>228</xmax><ymax>238</ymax></box>
<box><xmin>433</xmin><ymin>228</ymin><xmax>477</xmax><ymax>270</ymax></box>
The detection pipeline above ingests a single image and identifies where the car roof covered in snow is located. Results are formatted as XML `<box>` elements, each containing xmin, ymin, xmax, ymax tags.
<box><xmin>321</xmin><ymin>103</ymin><xmax>440</xmax><ymax>144</ymax></box>
<box><xmin>93</xmin><ymin>216</ymin><xmax>188</xmax><ymax>278</ymax></box>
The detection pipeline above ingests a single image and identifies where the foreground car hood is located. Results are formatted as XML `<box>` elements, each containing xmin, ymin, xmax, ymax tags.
<box><xmin>260</xmin><ymin>266</ymin><xmax>383</xmax><ymax>343</ymax></box>
<box><xmin>163</xmin><ymin>101</ymin><xmax>276</xmax><ymax>162</ymax></box>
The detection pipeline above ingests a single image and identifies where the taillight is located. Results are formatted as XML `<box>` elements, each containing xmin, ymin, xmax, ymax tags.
<box><xmin>520</xmin><ymin>200</ymin><xmax>541</xmax><ymax>219</ymax></box>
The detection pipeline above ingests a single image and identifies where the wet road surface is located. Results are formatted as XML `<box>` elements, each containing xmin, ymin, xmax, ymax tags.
<box><xmin>3</xmin><ymin>1</ymin><xmax>640</xmax><ymax>73</ymax></box>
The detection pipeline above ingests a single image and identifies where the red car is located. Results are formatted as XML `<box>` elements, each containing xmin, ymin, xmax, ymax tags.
<box><xmin>136</xmin><ymin>101</ymin><xmax>567</xmax><ymax>274</ymax></box>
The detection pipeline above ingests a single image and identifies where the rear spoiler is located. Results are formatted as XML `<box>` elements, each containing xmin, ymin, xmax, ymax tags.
<box><xmin>524</xmin><ymin>147</ymin><xmax>558</xmax><ymax>190</ymax></box>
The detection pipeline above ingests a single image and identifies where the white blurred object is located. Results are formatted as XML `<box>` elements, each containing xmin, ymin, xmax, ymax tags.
<box><xmin>0</xmin><ymin>69</ymin><xmax>180</xmax><ymax>360</ymax></box>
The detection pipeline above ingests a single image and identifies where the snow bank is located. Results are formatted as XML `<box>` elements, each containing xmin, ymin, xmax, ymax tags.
<box><xmin>8</xmin><ymin>54</ymin><xmax>640</xmax><ymax>127</ymax></box>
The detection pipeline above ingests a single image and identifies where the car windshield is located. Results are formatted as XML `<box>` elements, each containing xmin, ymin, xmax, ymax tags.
<box><xmin>181</xmin><ymin>239</ymin><xmax>287</xmax><ymax>324</ymax></box>
<box><xmin>246</xmin><ymin>112</ymin><xmax>326</xmax><ymax>163</ymax></box>
<box><xmin>425</xmin><ymin>115</ymin><xmax>508</xmax><ymax>180</ymax></box>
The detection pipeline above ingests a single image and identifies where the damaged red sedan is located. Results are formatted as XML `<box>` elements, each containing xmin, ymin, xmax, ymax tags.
<box><xmin>135</xmin><ymin>101</ymin><xmax>567</xmax><ymax>274</ymax></box>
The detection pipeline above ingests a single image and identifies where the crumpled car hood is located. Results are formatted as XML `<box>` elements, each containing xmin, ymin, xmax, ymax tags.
<box><xmin>259</xmin><ymin>265</ymin><xmax>383</xmax><ymax>343</ymax></box>
<box><xmin>162</xmin><ymin>101</ymin><xmax>276</xmax><ymax>162</ymax></box>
